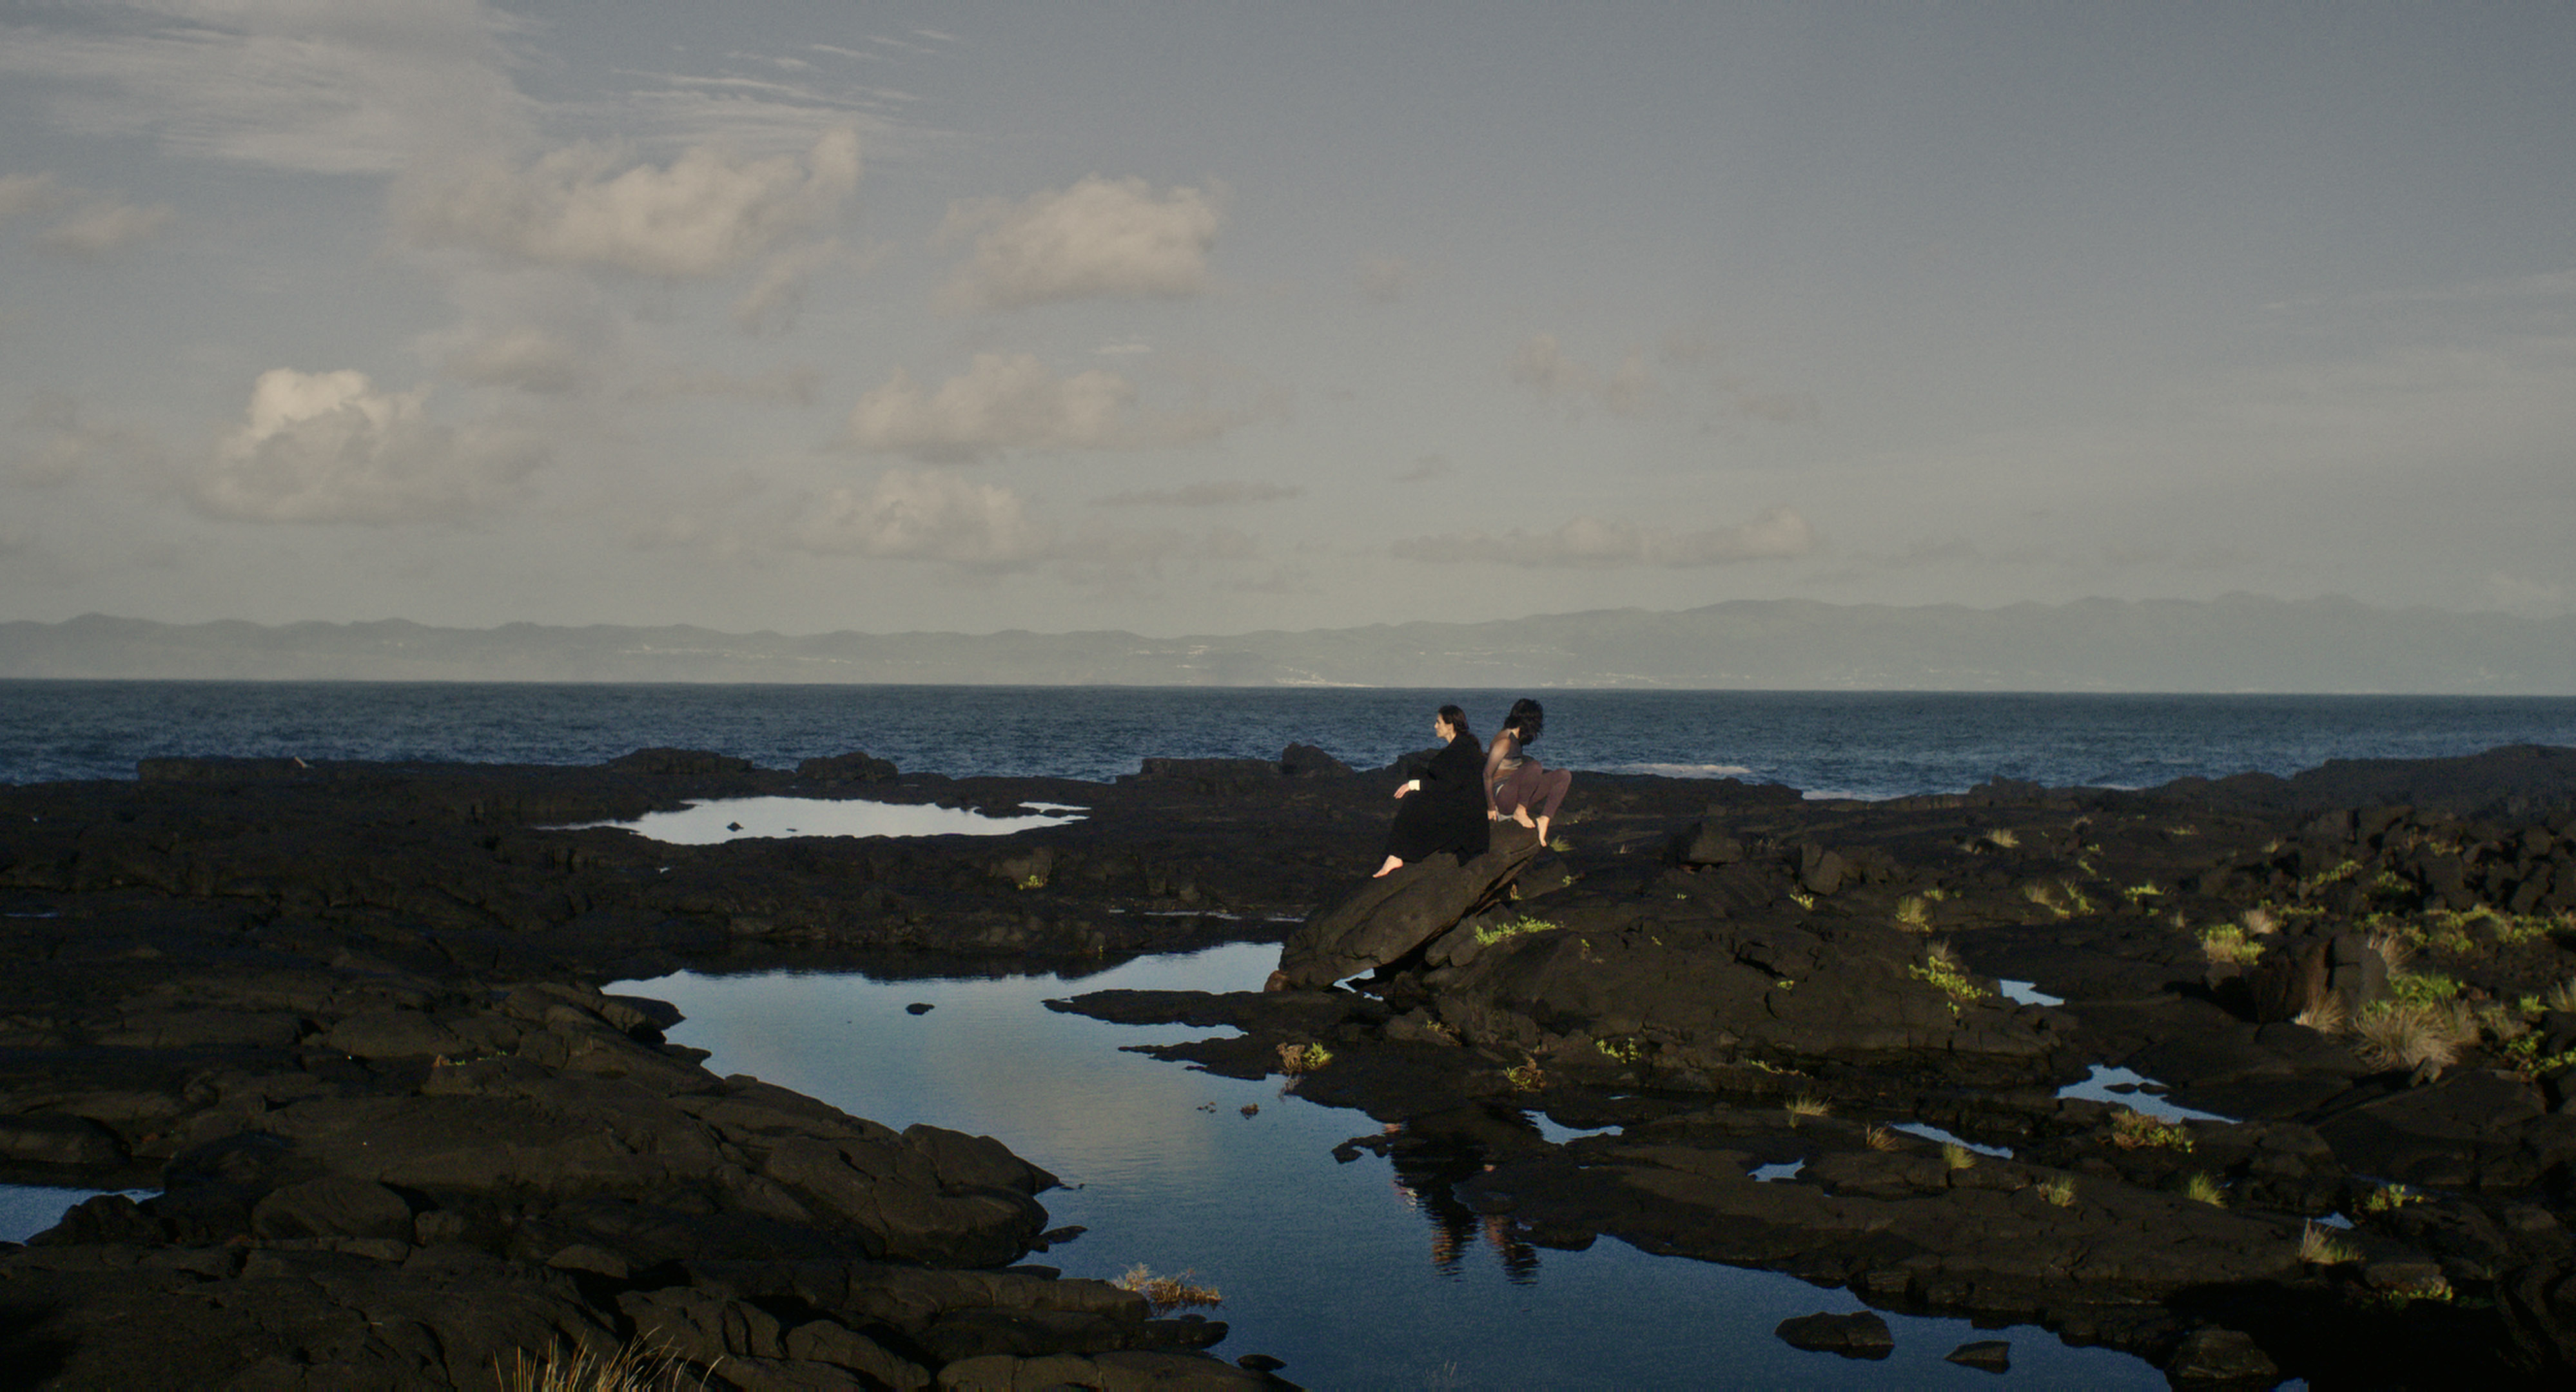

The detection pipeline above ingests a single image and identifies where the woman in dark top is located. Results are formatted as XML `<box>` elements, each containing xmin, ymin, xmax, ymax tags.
<box><xmin>1374</xmin><ymin>704</ymin><xmax>1492</xmax><ymax>877</ymax></box>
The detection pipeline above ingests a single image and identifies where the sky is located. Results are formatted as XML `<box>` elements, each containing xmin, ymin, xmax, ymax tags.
<box><xmin>3</xmin><ymin>2</ymin><xmax>2572</xmax><ymax>638</ymax></box>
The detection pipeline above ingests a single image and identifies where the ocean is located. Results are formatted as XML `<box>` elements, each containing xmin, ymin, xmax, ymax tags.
<box><xmin>6</xmin><ymin>679</ymin><xmax>2576</xmax><ymax>795</ymax></box>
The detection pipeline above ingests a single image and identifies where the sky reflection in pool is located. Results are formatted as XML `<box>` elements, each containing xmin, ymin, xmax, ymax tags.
<box><xmin>2057</xmin><ymin>1065</ymin><xmax>2236</xmax><ymax>1123</ymax></box>
<box><xmin>619</xmin><ymin>943</ymin><xmax>2165</xmax><ymax>1387</ymax></box>
<box><xmin>569</xmin><ymin>796</ymin><xmax>1080</xmax><ymax>845</ymax></box>
<box><xmin>0</xmin><ymin>1186</ymin><xmax>153</xmax><ymax>1244</ymax></box>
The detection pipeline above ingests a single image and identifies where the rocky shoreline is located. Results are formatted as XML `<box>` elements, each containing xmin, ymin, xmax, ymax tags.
<box><xmin>4</xmin><ymin>743</ymin><xmax>2576</xmax><ymax>1386</ymax></box>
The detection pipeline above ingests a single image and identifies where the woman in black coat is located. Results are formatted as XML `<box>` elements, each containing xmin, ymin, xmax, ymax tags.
<box><xmin>1374</xmin><ymin>704</ymin><xmax>1492</xmax><ymax>877</ymax></box>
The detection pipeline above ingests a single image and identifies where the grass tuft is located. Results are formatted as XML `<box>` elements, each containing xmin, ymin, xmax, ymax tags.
<box><xmin>1941</xmin><ymin>1141</ymin><xmax>1975</xmax><ymax>1171</ymax></box>
<box><xmin>1784</xmin><ymin>1094</ymin><xmax>1830</xmax><ymax>1124</ymax></box>
<box><xmin>2299</xmin><ymin>1222</ymin><xmax>2358</xmax><ymax>1265</ymax></box>
<box><xmin>2353</xmin><ymin>1000</ymin><xmax>2475</xmax><ymax>1072</ymax></box>
<box><xmin>2240</xmin><ymin>906</ymin><xmax>2279</xmax><ymax>936</ymax></box>
<box><xmin>1474</xmin><ymin>914</ymin><xmax>1559</xmax><ymax>946</ymax></box>
<box><xmin>498</xmin><ymin>1340</ymin><xmax>701</xmax><ymax>1392</ymax></box>
<box><xmin>1909</xmin><ymin>942</ymin><xmax>1991</xmax><ymax>1011</ymax></box>
<box><xmin>2293</xmin><ymin>993</ymin><xmax>2349</xmax><ymax>1034</ymax></box>
<box><xmin>2547</xmin><ymin>977</ymin><xmax>2576</xmax><ymax>1014</ymax></box>
<box><xmin>1893</xmin><ymin>895</ymin><xmax>1933</xmax><ymax>932</ymax></box>
<box><xmin>1115</xmin><ymin>1264</ymin><xmax>1224</xmax><ymax>1313</ymax></box>
<box><xmin>1504</xmin><ymin>1054</ymin><xmax>1547</xmax><ymax>1092</ymax></box>
<box><xmin>2109</xmin><ymin>1109</ymin><xmax>2194</xmax><ymax>1152</ymax></box>
<box><xmin>2200</xmin><ymin>924</ymin><xmax>2264</xmax><ymax>966</ymax></box>
<box><xmin>1274</xmin><ymin>1042</ymin><xmax>1333</xmax><ymax>1076</ymax></box>
<box><xmin>2181</xmin><ymin>1172</ymin><xmax>2227</xmax><ymax>1206</ymax></box>
<box><xmin>2034</xmin><ymin>1175</ymin><xmax>2076</xmax><ymax>1208</ymax></box>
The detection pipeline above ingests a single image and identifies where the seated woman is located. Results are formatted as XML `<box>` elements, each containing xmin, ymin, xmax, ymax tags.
<box><xmin>1485</xmin><ymin>697</ymin><xmax>1572</xmax><ymax>847</ymax></box>
<box><xmin>1375</xmin><ymin>704</ymin><xmax>1492</xmax><ymax>877</ymax></box>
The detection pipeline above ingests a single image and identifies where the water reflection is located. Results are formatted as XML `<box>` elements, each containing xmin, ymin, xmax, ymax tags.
<box><xmin>563</xmin><ymin>795</ymin><xmax>1081</xmax><ymax>844</ymax></box>
<box><xmin>618</xmin><ymin>944</ymin><xmax>2167</xmax><ymax>1387</ymax></box>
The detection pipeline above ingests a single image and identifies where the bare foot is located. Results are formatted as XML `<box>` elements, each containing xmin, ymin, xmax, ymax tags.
<box><xmin>1534</xmin><ymin>816</ymin><xmax>1552</xmax><ymax>846</ymax></box>
<box><xmin>1372</xmin><ymin>855</ymin><xmax>1404</xmax><ymax>878</ymax></box>
<box><xmin>1511</xmin><ymin>809</ymin><xmax>1537</xmax><ymax>829</ymax></box>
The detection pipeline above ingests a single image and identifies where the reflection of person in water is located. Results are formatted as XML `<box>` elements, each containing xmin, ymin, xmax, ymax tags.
<box><xmin>1374</xmin><ymin>704</ymin><xmax>1491</xmax><ymax>878</ymax></box>
<box><xmin>1485</xmin><ymin>697</ymin><xmax>1572</xmax><ymax>847</ymax></box>
<box><xmin>1383</xmin><ymin>1124</ymin><xmax>1539</xmax><ymax>1282</ymax></box>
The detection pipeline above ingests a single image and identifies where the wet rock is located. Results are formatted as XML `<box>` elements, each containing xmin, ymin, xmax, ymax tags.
<box><xmin>1945</xmin><ymin>1339</ymin><xmax>2009</xmax><ymax>1371</ymax></box>
<box><xmin>2162</xmin><ymin>1326</ymin><xmax>2276</xmax><ymax>1382</ymax></box>
<box><xmin>1775</xmin><ymin>1310</ymin><xmax>1893</xmax><ymax>1359</ymax></box>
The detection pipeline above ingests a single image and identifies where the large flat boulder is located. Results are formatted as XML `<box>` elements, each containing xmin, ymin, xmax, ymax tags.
<box><xmin>1273</xmin><ymin>828</ymin><xmax>1545</xmax><ymax>988</ymax></box>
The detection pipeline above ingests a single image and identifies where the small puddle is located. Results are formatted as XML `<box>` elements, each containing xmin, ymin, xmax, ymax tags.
<box><xmin>2056</xmin><ymin>1065</ymin><xmax>2235</xmax><ymax>1123</ymax></box>
<box><xmin>1999</xmin><ymin>978</ymin><xmax>2064</xmax><ymax>1007</ymax></box>
<box><xmin>1530</xmin><ymin>1116</ymin><xmax>1618</xmax><ymax>1145</ymax></box>
<box><xmin>1889</xmin><ymin>1123</ymin><xmax>2014</xmax><ymax>1159</ymax></box>
<box><xmin>563</xmin><ymin>797</ymin><xmax>1082</xmax><ymax>845</ymax></box>
<box><xmin>0</xmin><ymin>1186</ymin><xmax>155</xmax><ymax>1244</ymax></box>
<box><xmin>1750</xmin><ymin>1159</ymin><xmax>1806</xmax><ymax>1182</ymax></box>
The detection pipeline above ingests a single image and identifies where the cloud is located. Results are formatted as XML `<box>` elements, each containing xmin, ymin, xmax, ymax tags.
<box><xmin>939</xmin><ymin>175</ymin><xmax>1220</xmax><ymax>311</ymax></box>
<box><xmin>1506</xmin><ymin>334</ymin><xmax>1663</xmax><ymax>416</ymax></box>
<box><xmin>0</xmin><ymin>1</ymin><xmax>534</xmax><ymax>175</ymax></box>
<box><xmin>9</xmin><ymin>391</ymin><xmax>159</xmax><ymax>487</ymax></box>
<box><xmin>1092</xmin><ymin>481</ymin><xmax>1301</xmax><ymax>507</ymax></box>
<box><xmin>400</xmin><ymin>128</ymin><xmax>860</xmax><ymax>278</ymax></box>
<box><xmin>191</xmin><ymin>368</ymin><xmax>542</xmax><ymax>524</ymax></box>
<box><xmin>732</xmin><ymin>238</ymin><xmax>854</xmax><ymax>333</ymax></box>
<box><xmin>35</xmin><ymin>195</ymin><xmax>173</xmax><ymax>255</ymax></box>
<box><xmin>632</xmin><ymin>367</ymin><xmax>821</xmax><ymax>407</ymax></box>
<box><xmin>0</xmin><ymin>172</ymin><xmax>63</xmax><ymax>224</ymax></box>
<box><xmin>844</xmin><ymin>353</ymin><xmax>1242</xmax><ymax>462</ymax></box>
<box><xmin>1358</xmin><ymin>254</ymin><xmax>1418</xmax><ymax>304</ymax></box>
<box><xmin>442</xmin><ymin>327</ymin><xmax>584</xmax><ymax>394</ymax></box>
<box><xmin>790</xmin><ymin>468</ymin><xmax>1055</xmax><ymax>568</ymax></box>
<box><xmin>1393</xmin><ymin>507</ymin><xmax>1819</xmax><ymax>568</ymax></box>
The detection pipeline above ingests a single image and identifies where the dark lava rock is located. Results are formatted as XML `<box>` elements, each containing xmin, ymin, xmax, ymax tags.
<box><xmin>1273</xmin><ymin>829</ymin><xmax>1545</xmax><ymax>987</ymax></box>
<box><xmin>907</xmin><ymin>1001</ymin><xmax>935</xmax><ymax>1014</ymax></box>
<box><xmin>1946</xmin><ymin>1339</ymin><xmax>2010</xmax><ymax>1371</ymax></box>
<box><xmin>1775</xmin><ymin>1310</ymin><xmax>1894</xmax><ymax>1359</ymax></box>
<box><xmin>2163</xmin><ymin>1326</ymin><xmax>2278</xmax><ymax>1383</ymax></box>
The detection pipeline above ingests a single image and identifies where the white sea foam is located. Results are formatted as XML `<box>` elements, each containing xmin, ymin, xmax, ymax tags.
<box><xmin>1610</xmin><ymin>762</ymin><xmax>1757</xmax><ymax>779</ymax></box>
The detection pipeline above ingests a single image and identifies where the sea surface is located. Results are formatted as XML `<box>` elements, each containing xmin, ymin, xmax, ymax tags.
<box><xmin>8</xmin><ymin>679</ymin><xmax>2576</xmax><ymax>795</ymax></box>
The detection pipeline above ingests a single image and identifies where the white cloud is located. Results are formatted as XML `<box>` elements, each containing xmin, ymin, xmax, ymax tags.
<box><xmin>939</xmin><ymin>176</ymin><xmax>1220</xmax><ymax>311</ymax></box>
<box><xmin>1093</xmin><ymin>481</ymin><xmax>1301</xmax><ymax>507</ymax></box>
<box><xmin>193</xmin><ymin>368</ymin><xmax>542</xmax><ymax>524</ymax></box>
<box><xmin>0</xmin><ymin>1</ymin><xmax>533</xmax><ymax>175</ymax></box>
<box><xmin>400</xmin><ymin>128</ymin><xmax>860</xmax><ymax>278</ymax></box>
<box><xmin>732</xmin><ymin>238</ymin><xmax>851</xmax><ymax>333</ymax></box>
<box><xmin>1358</xmin><ymin>254</ymin><xmax>1418</xmax><ymax>304</ymax></box>
<box><xmin>790</xmin><ymin>468</ymin><xmax>1054</xmax><ymax>568</ymax></box>
<box><xmin>1394</xmin><ymin>507</ymin><xmax>1819</xmax><ymax>568</ymax></box>
<box><xmin>35</xmin><ymin>196</ymin><xmax>173</xmax><ymax>256</ymax></box>
<box><xmin>1506</xmin><ymin>334</ymin><xmax>1663</xmax><ymax>416</ymax></box>
<box><xmin>9</xmin><ymin>391</ymin><xmax>159</xmax><ymax>487</ymax></box>
<box><xmin>442</xmin><ymin>328</ymin><xmax>584</xmax><ymax>394</ymax></box>
<box><xmin>844</xmin><ymin>353</ymin><xmax>1239</xmax><ymax>462</ymax></box>
<box><xmin>0</xmin><ymin>172</ymin><xmax>63</xmax><ymax>224</ymax></box>
<box><xmin>632</xmin><ymin>367</ymin><xmax>821</xmax><ymax>407</ymax></box>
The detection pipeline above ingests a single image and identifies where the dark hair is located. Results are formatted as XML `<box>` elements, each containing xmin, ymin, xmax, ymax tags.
<box><xmin>1436</xmin><ymin>704</ymin><xmax>1476</xmax><ymax>741</ymax></box>
<box><xmin>1505</xmin><ymin>697</ymin><xmax>1544</xmax><ymax>744</ymax></box>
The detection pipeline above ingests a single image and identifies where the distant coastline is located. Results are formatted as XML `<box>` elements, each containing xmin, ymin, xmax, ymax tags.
<box><xmin>3</xmin><ymin>595</ymin><xmax>2571</xmax><ymax>693</ymax></box>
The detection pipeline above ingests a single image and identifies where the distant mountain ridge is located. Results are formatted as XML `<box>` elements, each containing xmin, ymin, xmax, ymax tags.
<box><xmin>3</xmin><ymin>597</ymin><xmax>2571</xmax><ymax>692</ymax></box>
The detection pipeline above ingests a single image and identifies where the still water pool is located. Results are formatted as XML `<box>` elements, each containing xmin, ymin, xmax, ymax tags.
<box><xmin>618</xmin><ymin>944</ymin><xmax>2169</xmax><ymax>1389</ymax></box>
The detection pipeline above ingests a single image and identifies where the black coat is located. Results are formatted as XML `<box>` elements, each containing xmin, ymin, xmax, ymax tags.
<box><xmin>1384</xmin><ymin>734</ymin><xmax>1492</xmax><ymax>865</ymax></box>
